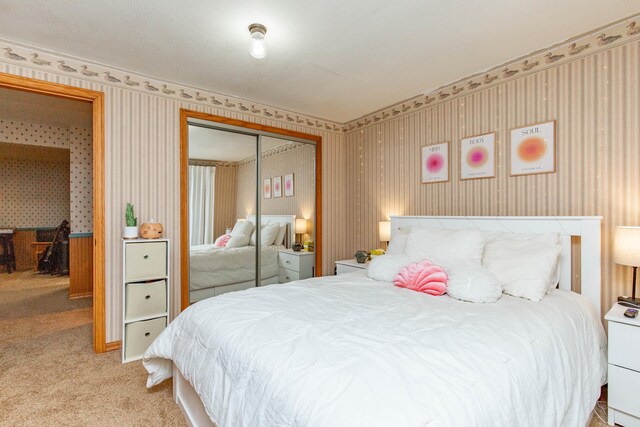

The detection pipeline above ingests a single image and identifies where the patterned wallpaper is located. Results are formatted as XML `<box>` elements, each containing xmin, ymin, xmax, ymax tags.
<box><xmin>0</xmin><ymin>158</ymin><xmax>70</xmax><ymax>228</ymax></box>
<box><xmin>0</xmin><ymin>120</ymin><xmax>92</xmax><ymax>233</ymax></box>
<box><xmin>0</xmin><ymin>120</ymin><xmax>70</xmax><ymax>148</ymax></box>
<box><xmin>70</xmin><ymin>127</ymin><xmax>93</xmax><ymax>233</ymax></box>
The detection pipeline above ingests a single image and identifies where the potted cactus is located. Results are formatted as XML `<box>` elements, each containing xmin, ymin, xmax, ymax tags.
<box><xmin>123</xmin><ymin>203</ymin><xmax>138</xmax><ymax>239</ymax></box>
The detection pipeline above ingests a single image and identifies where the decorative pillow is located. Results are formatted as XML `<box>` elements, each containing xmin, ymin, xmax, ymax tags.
<box><xmin>213</xmin><ymin>234</ymin><xmax>231</xmax><ymax>248</ymax></box>
<box><xmin>405</xmin><ymin>228</ymin><xmax>485</xmax><ymax>269</ymax></box>
<box><xmin>274</xmin><ymin>224</ymin><xmax>287</xmax><ymax>246</ymax></box>
<box><xmin>482</xmin><ymin>239</ymin><xmax>562</xmax><ymax>302</ymax></box>
<box><xmin>227</xmin><ymin>221</ymin><xmax>254</xmax><ymax>248</ymax></box>
<box><xmin>226</xmin><ymin>234</ymin><xmax>250</xmax><ymax>248</ymax></box>
<box><xmin>393</xmin><ymin>260</ymin><xmax>448</xmax><ymax>296</ymax></box>
<box><xmin>250</xmin><ymin>222</ymin><xmax>281</xmax><ymax>246</ymax></box>
<box><xmin>367</xmin><ymin>254</ymin><xmax>411</xmax><ymax>282</ymax></box>
<box><xmin>385</xmin><ymin>229</ymin><xmax>410</xmax><ymax>255</ymax></box>
<box><xmin>446</xmin><ymin>264</ymin><xmax>502</xmax><ymax>303</ymax></box>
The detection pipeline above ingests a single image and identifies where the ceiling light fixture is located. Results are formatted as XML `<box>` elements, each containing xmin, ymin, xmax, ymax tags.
<box><xmin>248</xmin><ymin>23</ymin><xmax>267</xmax><ymax>59</ymax></box>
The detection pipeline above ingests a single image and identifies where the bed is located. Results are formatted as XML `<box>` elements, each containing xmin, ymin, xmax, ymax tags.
<box><xmin>146</xmin><ymin>216</ymin><xmax>607</xmax><ymax>427</ymax></box>
<box><xmin>189</xmin><ymin>215</ymin><xmax>295</xmax><ymax>302</ymax></box>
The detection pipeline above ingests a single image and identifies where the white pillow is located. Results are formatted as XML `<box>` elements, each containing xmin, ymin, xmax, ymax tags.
<box><xmin>385</xmin><ymin>229</ymin><xmax>409</xmax><ymax>255</ymax></box>
<box><xmin>405</xmin><ymin>228</ymin><xmax>485</xmax><ymax>269</ymax></box>
<box><xmin>260</xmin><ymin>222</ymin><xmax>281</xmax><ymax>246</ymax></box>
<box><xmin>274</xmin><ymin>224</ymin><xmax>287</xmax><ymax>246</ymax></box>
<box><xmin>482</xmin><ymin>239</ymin><xmax>562</xmax><ymax>302</ymax></box>
<box><xmin>226</xmin><ymin>234</ymin><xmax>250</xmax><ymax>248</ymax></box>
<box><xmin>367</xmin><ymin>254</ymin><xmax>411</xmax><ymax>282</ymax></box>
<box><xmin>446</xmin><ymin>264</ymin><xmax>502</xmax><ymax>303</ymax></box>
<box><xmin>231</xmin><ymin>221</ymin><xmax>254</xmax><ymax>238</ymax></box>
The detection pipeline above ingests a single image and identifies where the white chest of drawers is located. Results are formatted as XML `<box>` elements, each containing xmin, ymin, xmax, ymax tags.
<box><xmin>278</xmin><ymin>249</ymin><xmax>315</xmax><ymax>283</ymax></box>
<box><xmin>606</xmin><ymin>303</ymin><xmax>640</xmax><ymax>426</ymax></box>
<box><xmin>122</xmin><ymin>238</ymin><xmax>170</xmax><ymax>363</ymax></box>
<box><xmin>335</xmin><ymin>259</ymin><xmax>368</xmax><ymax>275</ymax></box>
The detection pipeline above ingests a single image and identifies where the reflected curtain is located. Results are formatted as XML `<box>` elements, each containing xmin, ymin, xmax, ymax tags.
<box><xmin>189</xmin><ymin>165</ymin><xmax>216</xmax><ymax>246</ymax></box>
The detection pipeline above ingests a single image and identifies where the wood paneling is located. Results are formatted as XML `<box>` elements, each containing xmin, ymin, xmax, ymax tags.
<box><xmin>12</xmin><ymin>230</ymin><xmax>36</xmax><ymax>270</ymax></box>
<box><xmin>214</xmin><ymin>166</ymin><xmax>237</xmax><ymax>239</ymax></box>
<box><xmin>69</xmin><ymin>236</ymin><xmax>93</xmax><ymax>299</ymax></box>
<box><xmin>344</xmin><ymin>39</ymin><xmax>640</xmax><ymax>316</ymax></box>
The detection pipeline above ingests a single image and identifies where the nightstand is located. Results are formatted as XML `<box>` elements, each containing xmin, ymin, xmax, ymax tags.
<box><xmin>606</xmin><ymin>303</ymin><xmax>640</xmax><ymax>426</ymax></box>
<box><xmin>278</xmin><ymin>249</ymin><xmax>315</xmax><ymax>283</ymax></box>
<box><xmin>335</xmin><ymin>259</ymin><xmax>368</xmax><ymax>275</ymax></box>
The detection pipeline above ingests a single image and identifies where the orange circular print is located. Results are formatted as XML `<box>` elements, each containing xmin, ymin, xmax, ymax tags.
<box><xmin>518</xmin><ymin>137</ymin><xmax>546</xmax><ymax>162</ymax></box>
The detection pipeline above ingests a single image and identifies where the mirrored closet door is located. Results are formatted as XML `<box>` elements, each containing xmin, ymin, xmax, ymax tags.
<box><xmin>184</xmin><ymin>116</ymin><xmax>318</xmax><ymax>305</ymax></box>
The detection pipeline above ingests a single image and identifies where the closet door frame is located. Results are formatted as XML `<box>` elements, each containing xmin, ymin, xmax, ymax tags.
<box><xmin>179</xmin><ymin>109</ymin><xmax>323</xmax><ymax>311</ymax></box>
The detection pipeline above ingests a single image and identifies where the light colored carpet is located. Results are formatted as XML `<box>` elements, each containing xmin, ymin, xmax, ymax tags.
<box><xmin>0</xmin><ymin>270</ymin><xmax>185</xmax><ymax>426</ymax></box>
<box><xmin>0</xmin><ymin>270</ymin><xmax>609</xmax><ymax>426</ymax></box>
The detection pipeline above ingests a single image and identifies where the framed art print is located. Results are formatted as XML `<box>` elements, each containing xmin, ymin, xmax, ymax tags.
<box><xmin>421</xmin><ymin>142</ymin><xmax>449</xmax><ymax>183</ymax></box>
<box><xmin>273</xmin><ymin>176</ymin><xmax>282</xmax><ymax>198</ymax></box>
<box><xmin>263</xmin><ymin>177</ymin><xmax>271</xmax><ymax>199</ymax></box>
<box><xmin>460</xmin><ymin>132</ymin><xmax>495</xmax><ymax>180</ymax></box>
<box><xmin>510</xmin><ymin>121</ymin><xmax>556</xmax><ymax>176</ymax></box>
<box><xmin>284</xmin><ymin>173</ymin><xmax>294</xmax><ymax>196</ymax></box>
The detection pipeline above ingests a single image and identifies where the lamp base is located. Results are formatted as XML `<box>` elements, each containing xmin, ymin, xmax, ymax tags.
<box><xmin>618</xmin><ymin>296</ymin><xmax>640</xmax><ymax>309</ymax></box>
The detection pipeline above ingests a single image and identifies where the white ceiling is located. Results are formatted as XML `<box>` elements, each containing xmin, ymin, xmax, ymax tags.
<box><xmin>0</xmin><ymin>87</ymin><xmax>92</xmax><ymax>128</ymax></box>
<box><xmin>0</xmin><ymin>1</ymin><xmax>637</xmax><ymax>122</ymax></box>
<box><xmin>188</xmin><ymin>125</ymin><xmax>292</xmax><ymax>161</ymax></box>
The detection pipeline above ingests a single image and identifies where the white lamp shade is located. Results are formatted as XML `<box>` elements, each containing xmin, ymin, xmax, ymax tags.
<box><xmin>295</xmin><ymin>218</ymin><xmax>308</xmax><ymax>234</ymax></box>
<box><xmin>379</xmin><ymin>221</ymin><xmax>391</xmax><ymax>242</ymax></box>
<box><xmin>614</xmin><ymin>226</ymin><xmax>640</xmax><ymax>267</ymax></box>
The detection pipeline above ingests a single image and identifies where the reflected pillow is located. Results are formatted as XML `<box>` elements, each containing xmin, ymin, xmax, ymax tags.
<box><xmin>250</xmin><ymin>222</ymin><xmax>281</xmax><ymax>246</ymax></box>
<box><xmin>213</xmin><ymin>234</ymin><xmax>231</xmax><ymax>248</ymax></box>
<box><xmin>274</xmin><ymin>224</ymin><xmax>287</xmax><ymax>246</ymax></box>
<box><xmin>231</xmin><ymin>221</ymin><xmax>254</xmax><ymax>238</ymax></box>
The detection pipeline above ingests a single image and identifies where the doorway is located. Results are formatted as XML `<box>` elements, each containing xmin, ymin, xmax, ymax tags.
<box><xmin>0</xmin><ymin>72</ymin><xmax>106</xmax><ymax>353</ymax></box>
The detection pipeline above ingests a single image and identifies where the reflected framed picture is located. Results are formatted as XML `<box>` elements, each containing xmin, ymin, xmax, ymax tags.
<box><xmin>284</xmin><ymin>173</ymin><xmax>294</xmax><ymax>197</ymax></box>
<box><xmin>460</xmin><ymin>132</ymin><xmax>495</xmax><ymax>180</ymax></box>
<box><xmin>421</xmin><ymin>142</ymin><xmax>449</xmax><ymax>183</ymax></box>
<box><xmin>510</xmin><ymin>121</ymin><xmax>556</xmax><ymax>176</ymax></box>
<box><xmin>263</xmin><ymin>178</ymin><xmax>271</xmax><ymax>199</ymax></box>
<box><xmin>273</xmin><ymin>176</ymin><xmax>282</xmax><ymax>198</ymax></box>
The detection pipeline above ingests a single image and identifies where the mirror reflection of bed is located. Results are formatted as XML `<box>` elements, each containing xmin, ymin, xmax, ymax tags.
<box><xmin>187</xmin><ymin>121</ymin><xmax>316</xmax><ymax>304</ymax></box>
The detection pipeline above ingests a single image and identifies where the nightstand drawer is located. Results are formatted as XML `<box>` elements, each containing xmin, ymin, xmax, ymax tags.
<box><xmin>609</xmin><ymin>364</ymin><xmax>640</xmax><ymax>419</ymax></box>
<box><xmin>124</xmin><ymin>316</ymin><xmax>166</xmax><ymax>361</ymax></box>
<box><xmin>279</xmin><ymin>268</ymin><xmax>299</xmax><ymax>283</ymax></box>
<box><xmin>125</xmin><ymin>242</ymin><xmax>167</xmax><ymax>282</ymax></box>
<box><xmin>125</xmin><ymin>280</ymin><xmax>167</xmax><ymax>320</ymax></box>
<box><xmin>609</xmin><ymin>321</ymin><xmax>640</xmax><ymax>372</ymax></box>
<box><xmin>279</xmin><ymin>252</ymin><xmax>300</xmax><ymax>271</ymax></box>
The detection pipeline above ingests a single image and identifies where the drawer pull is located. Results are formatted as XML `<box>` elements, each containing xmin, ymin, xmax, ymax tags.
<box><xmin>145</xmin><ymin>295</ymin><xmax>151</xmax><ymax>300</ymax></box>
<box><xmin>145</xmin><ymin>332</ymin><xmax>150</xmax><ymax>337</ymax></box>
<box><xmin>144</xmin><ymin>255</ymin><xmax>149</xmax><ymax>259</ymax></box>
<box><xmin>286</xmin><ymin>276</ymin><xmax>290</xmax><ymax>280</ymax></box>
<box><xmin>286</xmin><ymin>260</ymin><xmax>290</xmax><ymax>264</ymax></box>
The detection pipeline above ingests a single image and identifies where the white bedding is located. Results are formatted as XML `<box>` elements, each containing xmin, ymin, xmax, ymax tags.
<box><xmin>144</xmin><ymin>272</ymin><xmax>607</xmax><ymax>427</ymax></box>
<box><xmin>189</xmin><ymin>244</ymin><xmax>280</xmax><ymax>290</ymax></box>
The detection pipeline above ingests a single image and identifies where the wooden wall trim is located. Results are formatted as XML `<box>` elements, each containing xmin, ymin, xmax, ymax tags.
<box><xmin>105</xmin><ymin>340</ymin><xmax>121</xmax><ymax>352</ymax></box>
<box><xmin>69</xmin><ymin>236</ymin><xmax>94</xmax><ymax>299</ymax></box>
<box><xmin>0</xmin><ymin>72</ymin><xmax>106</xmax><ymax>353</ymax></box>
<box><xmin>179</xmin><ymin>109</ymin><xmax>323</xmax><ymax>311</ymax></box>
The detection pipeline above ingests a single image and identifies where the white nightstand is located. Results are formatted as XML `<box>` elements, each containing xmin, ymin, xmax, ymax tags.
<box><xmin>606</xmin><ymin>303</ymin><xmax>640</xmax><ymax>426</ymax></box>
<box><xmin>335</xmin><ymin>259</ymin><xmax>368</xmax><ymax>275</ymax></box>
<box><xmin>278</xmin><ymin>249</ymin><xmax>315</xmax><ymax>283</ymax></box>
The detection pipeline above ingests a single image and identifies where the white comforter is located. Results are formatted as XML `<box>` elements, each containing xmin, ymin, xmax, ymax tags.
<box><xmin>144</xmin><ymin>272</ymin><xmax>607</xmax><ymax>427</ymax></box>
<box><xmin>189</xmin><ymin>244</ymin><xmax>280</xmax><ymax>290</ymax></box>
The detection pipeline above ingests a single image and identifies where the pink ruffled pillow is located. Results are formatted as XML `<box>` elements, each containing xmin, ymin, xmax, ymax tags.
<box><xmin>393</xmin><ymin>260</ymin><xmax>448</xmax><ymax>296</ymax></box>
<box><xmin>214</xmin><ymin>234</ymin><xmax>231</xmax><ymax>248</ymax></box>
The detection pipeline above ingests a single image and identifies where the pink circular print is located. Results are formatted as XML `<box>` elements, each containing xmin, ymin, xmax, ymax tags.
<box><xmin>285</xmin><ymin>180</ymin><xmax>292</xmax><ymax>190</ymax></box>
<box><xmin>466</xmin><ymin>147</ymin><xmax>488</xmax><ymax>168</ymax></box>
<box><xmin>265</xmin><ymin>183</ymin><xmax>270</xmax><ymax>193</ymax></box>
<box><xmin>274</xmin><ymin>182</ymin><xmax>280</xmax><ymax>191</ymax></box>
<box><xmin>426</xmin><ymin>153</ymin><xmax>444</xmax><ymax>173</ymax></box>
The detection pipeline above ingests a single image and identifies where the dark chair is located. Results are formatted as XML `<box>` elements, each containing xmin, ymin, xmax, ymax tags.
<box><xmin>0</xmin><ymin>230</ymin><xmax>17</xmax><ymax>274</ymax></box>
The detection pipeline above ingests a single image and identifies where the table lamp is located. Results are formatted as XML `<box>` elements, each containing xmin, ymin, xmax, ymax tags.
<box><xmin>614</xmin><ymin>226</ymin><xmax>640</xmax><ymax>308</ymax></box>
<box><xmin>379</xmin><ymin>221</ymin><xmax>391</xmax><ymax>250</ymax></box>
<box><xmin>295</xmin><ymin>218</ymin><xmax>308</xmax><ymax>244</ymax></box>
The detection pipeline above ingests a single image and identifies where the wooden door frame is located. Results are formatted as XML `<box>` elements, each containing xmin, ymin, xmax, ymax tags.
<box><xmin>180</xmin><ymin>109</ymin><xmax>323</xmax><ymax>310</ymax></box>
<box><xmin>0</xmin><ymin>72</ymin><xmax>107</xmax><ymax>353</ymax></box>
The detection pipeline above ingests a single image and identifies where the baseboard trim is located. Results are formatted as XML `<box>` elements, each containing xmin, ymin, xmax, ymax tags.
<box><xmin>105</xmin><ymin>340</ymin><xmax>121</xmax><ymax>352</ymax></box>
<box><xmin>69</xmin><ymin>291</ymin><xmax>93</xmax><ymax>299</ymax></box>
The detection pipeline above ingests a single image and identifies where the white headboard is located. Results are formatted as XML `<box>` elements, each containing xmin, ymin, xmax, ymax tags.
<box><xmin>391</xmin><ymin>216</ymin><xmax>603</xmax><ymax>317</ymax></box>
<box><xmin>246</xmin><ymin>214</ymin><xmax>296</xmax><ymax>248</ymax></box>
